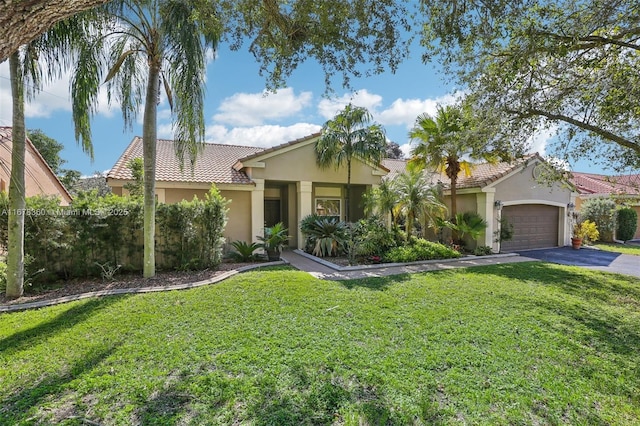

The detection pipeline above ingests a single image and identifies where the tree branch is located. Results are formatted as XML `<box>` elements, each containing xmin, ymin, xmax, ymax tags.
<box><xmin>508</xmin><ymin>107</ymin><xmax>640</xmax><ymax>155</ymax></box>
<box><xmin>0</xmin><ymin>0</ymin><xmax>113</xmax><ymax>62</ymax></box>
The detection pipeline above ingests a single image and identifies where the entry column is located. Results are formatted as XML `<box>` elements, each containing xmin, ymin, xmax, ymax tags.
<box><xmin>297</xmin><ymin>181</ymin><xmax>313</xmax><ymax>249</ymax></box>
<box><xmin>251</xmin><ymin>178</ymin><xmax>265</xmax><ymax>244</ymax></box>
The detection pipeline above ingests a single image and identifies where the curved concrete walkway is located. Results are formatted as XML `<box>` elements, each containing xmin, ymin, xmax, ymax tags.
<box><xmin>280</xmin><ymin>249</ymin><xmax>535</xmax><ymax>280</ymax></box>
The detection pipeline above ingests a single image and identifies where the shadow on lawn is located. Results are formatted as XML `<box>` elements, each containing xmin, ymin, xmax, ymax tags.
<box><xmin>0</xmin><ymin>344</ymin><xmax>120</xmax><ymax>424</ymax></box>
<box><xmin>338</xmin><ymin>273</ymin><xmax>413</xmax><ymax>291</ymax></box>
<box><xmin>0</xmin><ymin>296</ymin><xmax>126</xmax><ymax>357</ymax></box>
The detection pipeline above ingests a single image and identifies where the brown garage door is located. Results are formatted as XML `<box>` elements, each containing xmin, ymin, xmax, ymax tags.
<box><xmin>501</xmin><ymin>204</ymin><xmax>560</xmax><ymax>251</ymax></box>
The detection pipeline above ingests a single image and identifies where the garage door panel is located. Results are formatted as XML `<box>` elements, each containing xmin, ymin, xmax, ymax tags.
<box><xmin>501</xmin><ymin>204</ymin><xmax>559</xmax><ymax>251</ymax></box>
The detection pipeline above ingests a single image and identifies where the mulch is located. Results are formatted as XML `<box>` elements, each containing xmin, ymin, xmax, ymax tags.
<box><xmin>0</xmin><ymin>261</ymin><xmax>264</xmax><ymax>307</ymax></box>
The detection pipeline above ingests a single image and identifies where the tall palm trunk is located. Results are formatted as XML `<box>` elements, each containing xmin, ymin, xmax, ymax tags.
<box><xmin>6</xmin><ymin>52</ymin><xmax>26</xmax><ymax>299</ymax></box>
<box><xmin>450</xmin><ymin>174</ymin><xmax>458</xmax><ymax>242</ymax></box>
<box><xmin>346</xmin><ymin>158</ymin><xmax>351</xmax><ymax>221</ymax></box>
<box><xmin>142</xmin><ymin>62</ymin><xmax>160</xmax><ymax>278</ymax></box>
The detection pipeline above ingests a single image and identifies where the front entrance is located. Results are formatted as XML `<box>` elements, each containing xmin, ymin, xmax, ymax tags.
<box><xmin>264</xmin><ymin>199</ymin><xmax>281</xmax><ymax>227</ymax></box>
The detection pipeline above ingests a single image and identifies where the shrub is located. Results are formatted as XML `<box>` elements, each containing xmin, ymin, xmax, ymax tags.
<box><xmin>300</xmin><ymin>215</ymin><xmax>349</xmax><ymax>257</ymax></box>
<box><xmin>474</xmin><ymin>246</ymin><xmax>494</xmax><ymax>256</ymax></box>
<box><xmin>351</xmin><ymin>216</ymin><xmax>397</xmax><ymax>257</ymax></box>
<box><xmin>0</xmin><ymin>185</ymin><xmax>228</xmax><ymax>283</ymax></box>
<box><xmin>227</xmin><ymin>241</ymin><xmax>261</xmax><ymax>262</ymax></box>
<box><xmin>0</xmin><ymin>261</ymin><xmax>6</xmax><ymax>293</ymax></box>
<box><xmin>616</xmin><ymin>208</ymin><xmax>638</xmax><ymax>241</ymax></box>
<box><xmin>383</xmin><ymin>238</ymin><xmax>461</xmax><ymax>263</ymax></box>
<box><xmin>580</xmin><ymin>198</ymin><xmax>616</xmax><ymax>242</ymax></box>
<box><xmin>573</xmin><ymin>220</ymin><xmax>599</xmax><ymax>243</ymax></box>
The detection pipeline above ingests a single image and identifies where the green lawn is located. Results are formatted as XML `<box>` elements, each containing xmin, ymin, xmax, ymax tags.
<box><xmin>593</xmin><ymin>242</ymin><xmax>640</xmax><ymax>256</ymax></box>
<box><xmin>1</xmin><ymin>263</ymin><xmax>639</xmax><ymax>425</ymax></box>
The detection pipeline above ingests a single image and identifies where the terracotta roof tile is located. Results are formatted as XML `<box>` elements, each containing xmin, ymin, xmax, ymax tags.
<box><xmin>107</xmin><ymin>137</ymin><xmax>264</xmax><ymax>184</ymax></box>
<box><xmin>237</xmin><ymin>132</ymin><xmax>321</xmax><ymax>163</ymax></box>
<box><xmin>381</xmin><ymin>155</ymin><xmax>537</xmax><ymax>189</ymax></box>
<box><xmin>571</xmin><ymin>172</ymin><xmax>640</xmax><ymax>195</ymax></box>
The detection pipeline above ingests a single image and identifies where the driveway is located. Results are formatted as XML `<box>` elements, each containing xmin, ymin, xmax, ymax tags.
<box><xmin>517</xmin><ymin>246</ymin><xmax>640</xmax><ymax>278</ymax></box>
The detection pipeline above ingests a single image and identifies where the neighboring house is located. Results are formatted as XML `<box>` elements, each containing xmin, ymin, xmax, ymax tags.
<box><xmin>385</xmin><ymin>154</ymin><xmax>576</xmax><ymax>252</ymax></box>
<box><xmin>107</xmin><ymin>133</ymin><xmax>388</xmax><ymax>248</ymax></box>
<box><xmin>0</xmin><ymin>127</ymin><xmax>72</xmax><ymax>205</ymax></box>
<box><xmin>107</xmin><ymin>134</ymin><xmax>574</xmax><ymax>252</ymax></box>
<box><xmin>571</xmin><ymin>172</ymin><xmax>640</xmax><ymax>239</ymax></box>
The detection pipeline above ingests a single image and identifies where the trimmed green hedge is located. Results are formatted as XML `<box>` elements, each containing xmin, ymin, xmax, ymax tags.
<box><xmin>0</xmin><ymin>186</ymin><xmax>228</xmax><ymax>283</ymax></box>
<box><xmin>617</xmin><ymin>207</ymin><xmax>638</xmax><ymax>242</ymax></box>
<box><xmin>383</xmin><ymin>238</ymin><xmax>461</xmax><ymax>263</ymax></box>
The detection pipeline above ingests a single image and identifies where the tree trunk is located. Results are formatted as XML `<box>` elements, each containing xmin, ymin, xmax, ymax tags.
<box><xmin>0</xmin><ymin>0</ymin><xmax>112</xmax><ymax>62</ymax></box>
<box><xmin>142</xmin><ymin>62</ymin><xmax>160</xmax><ymax>278</ymax></box>
<box><xmin>6</xmin><ymin>52</ymin><xmax>26</xmax><ymax>299</ymax></box>
<box><xmin>346</xmin><ymin>158</ymin><xmax>351</xmax><ymax>222</ymax></box>
<box><xmin>450</xmin><ymin>174</ymin><xmax>458</xmax><ymax>242</ymax></box>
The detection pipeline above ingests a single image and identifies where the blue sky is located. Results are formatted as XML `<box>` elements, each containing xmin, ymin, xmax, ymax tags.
<box><xmin>0</xmin><ymin>41</ymin><xmax>607</xmax><ymax>177</ymax></box>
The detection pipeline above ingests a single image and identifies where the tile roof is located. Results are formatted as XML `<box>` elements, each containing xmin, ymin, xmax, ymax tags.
<box><xmin>0</xmin><ymin>127</ymin><xmax>73</xmax><ymax>203</ymax></box>
<box><xmin>237</xmin><ymin>132</ymin><xmax>321</xmax><ymax>163</ymax></box>
<box><xmin>381</xmin><ymin>155</ymin><xmax>539</xmax><ymax>189</ymax></box>
<box><xmin>107</xmin><ymin>137</ymin><xmax>264</xmax><ymax>184</ymax></box>
<box><xmin>571</xmin><ymin>172</ymin><xmax>640</xmax><ymax>195</ymax></box>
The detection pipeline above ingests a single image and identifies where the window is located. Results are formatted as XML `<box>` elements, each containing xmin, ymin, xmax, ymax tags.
<box><xmin>315</xmin><ymin>198</ymin><xmax>341</xmax><ymax>220</ymax></box>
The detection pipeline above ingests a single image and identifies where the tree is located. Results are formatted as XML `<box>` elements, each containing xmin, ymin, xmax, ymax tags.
<box><xmin>385</xmin><ymin>141</ymin><xmax>404</xmax><ymax>159</ymax></box>
<box><xmin>315</xmin><ymin>104</ymin><xmax>387</xmax><ymax>221</ymax></box>
<box><xmin>5</xmin><ymin>52</ymin><xmax>27</xmax><ymax>299</ymax></box>
<box><xmin>419</xmin><ymin>0</ymin><xmax>640</xmax><ymax>172</ymax></box>
<box><xmin>363</xmin><ymin>178</ymin><xmax>399</xmax><ymax>225</ymax></box>
<box><xmin>71</xmin><ymin>0</ymin><xmax>219</xmax><ymax>278</ymax></box>
<box><xmin>408</xmin><ymin>104</ymin><xmax>496</xmax><ymax>229</ymax></box>
<box><xmin>394</xmin><ymin>169</ymin><xmax>446</xmax><ymax>239</ymax></box>
<box><xmin>28</xmin><ymin>129</ymin><xmax>66</xmax><ymax>175</ymax></box>
<box><xmin>0</xmin><ymin>0</ymin><xmax>113</xmax><ymax>61</ymax></box>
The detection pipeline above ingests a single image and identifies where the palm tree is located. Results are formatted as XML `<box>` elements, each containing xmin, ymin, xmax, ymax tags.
<box><xmin>315</xmin><ymin>104</ymin><xmax>387</xmax><ymax>221</ymax></box>
<box><xmin>394</xmin><ymin>170</ymin><xmax>447</xmax><ymax>239</ymax></box>
<box><xmin>362</xmin><ymin>178</ymin><xmax>399</xmax><ymax>226</ymax></box>
<box><xmin>71</xmin><ymin>0</ymin><xmax>219</xmax><ymax>277</ymax></box>
<box><xmin>408</xmin><ymin>104</ymin><xmax>496</xmax><ymax>236</ymax></box>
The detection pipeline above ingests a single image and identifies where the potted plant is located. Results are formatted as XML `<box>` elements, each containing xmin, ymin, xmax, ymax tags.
<box><xmin>571</xmin><ymin>220</ymin><xmax>599</xmax><ymax>249</ymax></box>
<box><xmin>258</xmin><ymin>222</ymin><xmax>290</xmax><ymax>261</ymax></box>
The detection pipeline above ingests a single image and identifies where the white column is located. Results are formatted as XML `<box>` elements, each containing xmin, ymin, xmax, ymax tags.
<box><xmin>297</xmin><ymin>181</ymin><xmax>313</xmax><ymax>249</ymax></box>
<box><xmin>477</xmin><ymin>190</ymin><xmax>497</xmax><ymax>251</ymax></box>
<box><xmin>251</xmin><ymin>178</ymin><xmax>265</xmax><ymax>244</ymax></box>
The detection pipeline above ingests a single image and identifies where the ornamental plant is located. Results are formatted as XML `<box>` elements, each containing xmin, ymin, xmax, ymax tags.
<box><xmin>572</xmin><ymin>220</ymin><xmax>600</xmax><ymax>243</ymax></box>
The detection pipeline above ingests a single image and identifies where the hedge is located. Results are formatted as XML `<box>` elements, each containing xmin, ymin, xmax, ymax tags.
<box><xmin>0</xmin><ymin>186</ymin><xmax>228</xmax><ymax>283</ymax></box>
<box><xmin>616</xmin><ymin>207</ymin><xmax>638</xmax><ymax>242</ymax></box>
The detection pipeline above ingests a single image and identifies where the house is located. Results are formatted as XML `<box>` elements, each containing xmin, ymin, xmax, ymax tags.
<box><xmin>107</xmin><ymin>133</ymin><xmax>388</xmax><ymax>248</ymax></box>
<box><xmin>385</xmin><ymin>154</ymin><xmax>576</xmax><ymax>252</ymax></box>
<box><xmin>0</xmin><ymin>127</ymin><xmax>72</xmax><ymax>205</ymax></box>
<box><xmin>571</xmin><ymin>171</ymin><xmax>640</xmax><ymax>239</ymax></box>
<box><xmin>107</xmin><ymin>134</ymin><xmax>574</xmax><ymax>252</ymax></box>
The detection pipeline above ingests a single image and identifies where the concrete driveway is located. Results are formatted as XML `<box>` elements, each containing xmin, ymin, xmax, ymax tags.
<box><xmin>517</xmin><ymin>246</ymin><xmax>640</xmax><ymax>278</ymax></box>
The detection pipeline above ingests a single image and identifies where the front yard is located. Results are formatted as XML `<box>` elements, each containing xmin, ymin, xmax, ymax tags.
<box><xmin>1</xmin><ymin>263</ymin><xmax>639</xmax><ymax>425</ymax></box>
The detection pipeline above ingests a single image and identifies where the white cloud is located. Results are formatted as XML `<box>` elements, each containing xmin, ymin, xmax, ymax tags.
<box><xmin>317</xmin><ymin>89</ymin><xmax>383</xmax><ymax>119</ymax></box>
<box><xmin>377</xmin><ymin>93</ymin><xmax>459</xmax><ymax>128</ymax></box>
<box><xmin>399</xmin><ymin>143</ymin><xmax>413</xmax><ymax>158</ymax></box>
<box><xmin>527</xmin><ymin>125</ymin><xmax>557</xmax><ymax>156</ymax></box>
<box><xmin>213</xmin><ymin>88</ymin><xmax>313</xmax><ymax>126</ymax></box>
<box><xmin>205</xmin><ymin>123</ymin><xmax>321</xmax><ymax>148</ymax></box>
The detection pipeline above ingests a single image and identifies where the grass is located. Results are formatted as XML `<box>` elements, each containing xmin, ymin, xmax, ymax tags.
<box><xmin>1</xmin><ymin>263</ymin><xmax>639</xmax><ymax>425</ymax></box>
<box><xmin>593</xmin><ymin>242</ymin><xmax>640</xmax><ymax>256</ymax></box>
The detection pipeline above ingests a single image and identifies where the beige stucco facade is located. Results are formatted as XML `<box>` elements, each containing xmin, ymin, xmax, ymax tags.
<box><xmin>108</xmin><ymin>135</ymin><xmax>387</xmax><ymax>249</ymax></box>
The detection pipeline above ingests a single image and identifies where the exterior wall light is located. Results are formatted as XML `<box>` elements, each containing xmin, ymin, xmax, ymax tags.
<box><xmin>494</xmin><ymin>200</ymin><xmax>503</xmax><ymax>210</ymax></box>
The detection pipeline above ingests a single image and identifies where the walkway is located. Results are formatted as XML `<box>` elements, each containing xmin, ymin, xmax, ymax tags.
<box><xmin>280</xmin><ymin>250</ymin><xmax>535</xmax><ymax>280</ymax></box>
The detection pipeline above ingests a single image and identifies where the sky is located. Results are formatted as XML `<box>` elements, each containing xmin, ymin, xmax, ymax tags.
<box><xmin>0</xmin><ymin>39</ymin><xmax>610</xmax><ymax>177</ymax></box>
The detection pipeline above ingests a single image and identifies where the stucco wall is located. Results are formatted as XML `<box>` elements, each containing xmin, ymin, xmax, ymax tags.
<box><xmin>492</xmin><ymin>164</ymin><xmax>572</xmax><ymax>204</ymax></box>
<box><xmin>250</xmin><ymin>142</ymin><xmax>383</xmax><ymax>186</ymax></box>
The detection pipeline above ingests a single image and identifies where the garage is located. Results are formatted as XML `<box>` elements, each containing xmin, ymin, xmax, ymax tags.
<box><xmin>500</xmin><ymin>204</ymin><xmax>560</xmax><ymax>251</ymax></box>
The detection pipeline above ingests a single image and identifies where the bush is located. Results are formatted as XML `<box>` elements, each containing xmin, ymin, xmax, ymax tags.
<box><xmin>227</xmin><ymin>241</ymin><xmax>261</xmax><ymax>262</ymax></box>
<box><xmin>0</xmin><ymin>261</ymin><xmax>6</xmax><ymax>293</ymax></box>
<box><xmin>580</xmin><ymin>198</ymin><xmax>616</xmax><ymax>242</ymax></box>
<box><xmin>0</xmin><ymin>186</ymin><xmax>228</xmax><ymax>284</ymax></box>
<box><xmin>351</xmin><ymin>216</ymin><xmax>397</xmax><ymax>257</ymax></box>
<box><xmin>474</xmin><ymin>246</ymin><xmax>494</xmax><ymax>256</ymax></box>
<box><xmin>300</xmin><ymin>215</ymin><xmax>349</xmax><ymax>257</ymax></box>
<box><xmin>383</xmin><ymin>238</ymin><xmax>461</xmax><ymax>263</ymax></box>
<box><xmin>616</xmin><ymin>208</ymin><xmax>638</xmax><ymax>241</ymax></box>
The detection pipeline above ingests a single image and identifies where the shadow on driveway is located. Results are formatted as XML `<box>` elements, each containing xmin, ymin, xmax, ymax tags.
<box><xmin>517</xmin><ymin>246</ymin><xmax>640</xmax><ymax>278</ymax></box>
